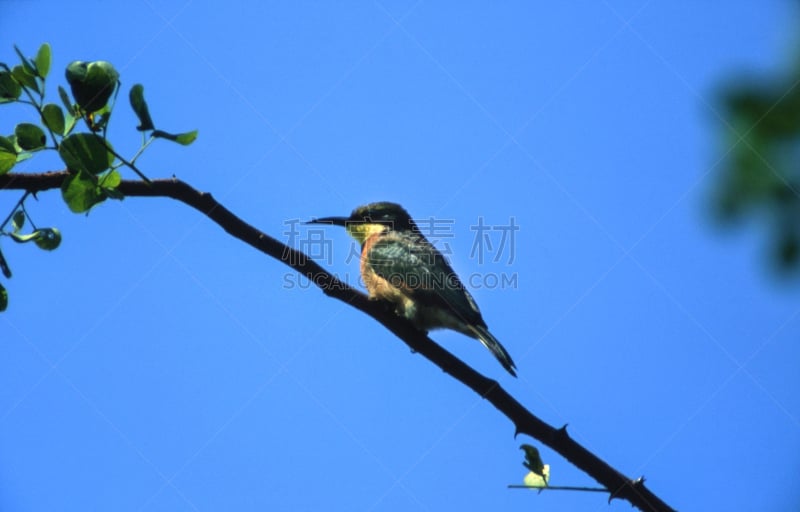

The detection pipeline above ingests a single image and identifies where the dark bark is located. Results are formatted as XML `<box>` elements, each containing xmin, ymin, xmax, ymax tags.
<box><xmin>0</xmin><ymin>171</ymin><xmax>676</xmax><ymax>512</ymax></box>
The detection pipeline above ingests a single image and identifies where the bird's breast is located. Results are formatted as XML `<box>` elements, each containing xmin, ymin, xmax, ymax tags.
<box><xmin>360</xmin><ymin>233</ymin><xmax>416</xmax><ymax>315</ymax></box>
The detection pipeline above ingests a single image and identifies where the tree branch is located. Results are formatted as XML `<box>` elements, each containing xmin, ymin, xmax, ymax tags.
<box><xmin>0</xmin><ymin>170</ymin><xmax>676</xmax><ymax>512</ymax></box>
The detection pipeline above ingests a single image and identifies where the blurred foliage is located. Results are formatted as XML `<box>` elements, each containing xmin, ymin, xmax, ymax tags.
<box><xmin>715</xmin><ymin>39</ymin><xmax>800</xmax><ymax>273</ymax></box>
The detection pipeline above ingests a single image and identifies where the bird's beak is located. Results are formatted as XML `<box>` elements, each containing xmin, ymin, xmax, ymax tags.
<box><xmin>305</xmin><ymin>215</ymin><xmax>349</xmax><ymax>227</ymax></box>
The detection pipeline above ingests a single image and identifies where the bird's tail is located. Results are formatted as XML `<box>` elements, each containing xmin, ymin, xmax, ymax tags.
<box><xmin>470</xmin><ymin>325</ymin><xmax>517</xmax><ymax>377</ymax></box>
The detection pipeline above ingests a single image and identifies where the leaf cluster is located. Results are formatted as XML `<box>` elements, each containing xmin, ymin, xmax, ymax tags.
<box><xmin>717</xmin><ymin>62</ymin><xmax>800</xmax><ymax>272</ymax></box>
<box><xmin>0</xmin><ymin>42</ymin><xmax>197</xmax><ymax>310</ymax></box>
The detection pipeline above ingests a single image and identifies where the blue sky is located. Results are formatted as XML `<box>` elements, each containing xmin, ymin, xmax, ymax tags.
<box><xmin>2</xmin><ymin>2</ymin><xmax>799</xmax><ymax>511</ymax></box>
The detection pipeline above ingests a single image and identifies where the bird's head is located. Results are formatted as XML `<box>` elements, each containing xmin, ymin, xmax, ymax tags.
<box><xmin>307</xmin><ymin>202</ymin><xmax>417</xmax><ymax>244</ymax></box>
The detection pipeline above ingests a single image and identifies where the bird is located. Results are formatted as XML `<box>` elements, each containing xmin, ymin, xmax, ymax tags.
<box><xmin>307</xmin><ymin>201</ymin><xmax>517</xmax><ymax>376</ymax></box>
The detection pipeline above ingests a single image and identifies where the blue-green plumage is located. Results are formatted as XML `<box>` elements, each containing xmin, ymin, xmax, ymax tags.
<box><xmin>308</xmin><ymin>202</ymin><xmax>517</xmax><ymax>377</ymax></box>
<box><xmin>365</xmin><ymin>232</ymin><xmax>482</xmax><ymax>329</ymax></box>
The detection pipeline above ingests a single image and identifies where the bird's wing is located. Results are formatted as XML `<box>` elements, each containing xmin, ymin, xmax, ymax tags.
<box><xmin>366</xmin><ymin>235</ymin><xmax>485</xmax><ymax>326</ymax></box>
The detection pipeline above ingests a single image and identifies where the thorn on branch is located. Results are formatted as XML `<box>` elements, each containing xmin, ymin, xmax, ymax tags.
<box><xmin>554</xmin><ymin>423</ymin><xmax>569</xmax><ymax>442</ymax></box>
<box><xmin>608</xmin><ymin>476</ymin><xmax>646</xmax><ymax>505</ymax></box>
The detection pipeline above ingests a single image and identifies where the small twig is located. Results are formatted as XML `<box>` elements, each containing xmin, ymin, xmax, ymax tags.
<box><xmin>101</xmin><ymin>138</ymin><xmax>152</xmax><ymax>184</ymax></box>
<box><xmin>508</xmin><ymin>484</ymin><xmax>607</xmax><ymax>492</ymax></box>
<box><xmin>129</xmin><ymin>135</ymin><xmax>156</xmax><ymax>166</ymax></box>
<box><xmin>19</xmin><ymin>198</ymin><xmax>36</xmax><ymax>230</ymax></box>
<box><xmin>0</xmin><ymin>191</ymin><xmax>30</xmax><ymax>231</ymax></box>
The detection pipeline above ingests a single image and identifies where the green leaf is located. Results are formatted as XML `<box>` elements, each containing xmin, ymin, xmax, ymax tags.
<box><xmin>8</xmin><ymin>231</ymin><xmax>42</xmax><ymax>243</ymax></box>
<box><xmin>129</xmin><ymin>84</ymin><xmax>155</xmax><ymax>131</ymax></box>
<box><xmin>15</xmin><ymin>152</ymin><xmax>33</xmax><ymax>164</ymax></box>
<box><xmin>61</xmin><ymin>170</ymin><xmax>105</xmax><ymax>213</ymax></box>
<box><xmin>99</xmin><ymin>170</ymin><xmax>124</xmax><ymax>199</ymax></box>
<box><xmin>58</xmin><ymin>133</ymin><xmax>113</xmax><ymax>174</ymax></box>
<box><xmin>35</xmin><ymin>43</ymin><xmax>51</xmax><ymax>79</ymax></box>
<box><xmin>58</xmin><ymin>85</ymin><xmax>76</xmax><ymax>116</ymax></box>
<box><xmin>522</xmin><ymin>467</ymin><xmax>550</xmax><ymax>489</ymax></box>
<box><xmin>11</xmin><ymin>65</ymin><xmax>39</xmax><ymax>94</ymax></box>
<box><xmin>521</xmin><ymin>443</ymin><xmax>549</xmax><ymax>489</ymax></box>
<box><xmin>0</xmin><ymin>151</ymin><xmax>16</xmax><ymax>173</ymax></box>
<box><xmin>34</xmin><ymin>228</ymin><xmax>61</xmax><ymax>251</ymax></box>
<box><xmin>0</xmin><ymin>136</ymin><xmax>16</xmax><ymax>153</ymax></box>
<box><xmin>99</xmin><ymin>169</ymin><xmax>121</xmax><ymax>188</ymax></box>
<box><xmin>0</xmin><ymin>71</ymin><xmax>22</xmax><ymax>102</ymax></box>
<box><xmin>41</xmin><ymin>103</ymin><xmax>66</xmax><ymax>135</ymax></box>
<box><xmin>153</xmin><ymin>129</ymin><xmax>198</xmax><ymax>146</ymax></box>
<box><xmin>13</xmin><ymin>45</ymin><xmax>37</xmax><ymax>76</ymax></box>
<box><xmin>11</xmin><ymin>210</ymin><xmax>25</xmax><ymax>232</ymax></box>
<box><xmin>0</xmin><ymin>150</ymin><xmax>15</xmax><ymax>175</ymax></box>
<box><xmin>65</xmin><ymin>60</ymin><xmax>119</xmax><ymax>113</ymax></box>
<box><xmin>6</xmin><ymin>226</ymin><xmax>61</xmax><ymax>252</ymax></box>
<box><xmin>14</xmin><ymin>123</ymin><xmax>46</xmax><ymax>151</ymax></box>
<box><xmin>0</xmin><ymin>136</ymin><xmax>16</xmax><ymax>175</ymax></box>
<box><xmin>0</xmin><ymin>247</ymin><xmax>10</xmax><ymax>278</ymax></box>
<box><xmin>520</xmin><ymin>444</ymin><xmax>545</xmax><ymax>476</ymax></box>
<box><xmin>175</xmin><ymin>130</ymin><xmax>199</xmax><ymax>145</ymax></box>
<box><xmin>63</xmin><ymin>112</ymin><xmax>78</xmax><ymax>136</ymax></box>
<box><xmin>0</xmin><ymin>282</ymin><xmax>7</xmax><ymax>312</ymax></box>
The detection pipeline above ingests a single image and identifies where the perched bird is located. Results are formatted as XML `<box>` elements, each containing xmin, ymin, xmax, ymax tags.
<box><xmin>307</xmin><ymin>202</ymin><xmax>517</xmax><ymax>376</ymax></box>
